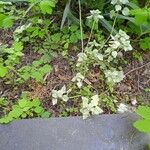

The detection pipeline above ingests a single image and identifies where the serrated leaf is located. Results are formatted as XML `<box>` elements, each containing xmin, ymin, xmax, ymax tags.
<box><xmin>39</xmin><ymin>0</ymin><xmax>55</xmax><ymax>14</ymax></box>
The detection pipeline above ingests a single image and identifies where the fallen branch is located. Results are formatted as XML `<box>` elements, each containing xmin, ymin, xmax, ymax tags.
<box><xmin>125</xmin><ymin>62</ymin><xmax>150</xmax><ymax>77</ymax></box>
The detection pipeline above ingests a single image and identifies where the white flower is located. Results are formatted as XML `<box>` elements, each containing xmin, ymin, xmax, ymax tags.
<box><xmin>110</xmin><ymin>10</ymin><xmax>116</xmax><ymax>18</ymax></box>
<box><xmin>72</xmin><ymin>73</ymin><xmax>85</xmax><ymax>88</ymax></box>
<box><xmin>111</xmin><ymin>0</ymin><xmax>118</xmax><ymax>5</ymax></box>
<box><xmin>117</xmin><ymin>103</ymin><xmax>128</xmax><ymax>113</ymax></box>
<box><xmin>122</xmin><ymin>7</ymin><xmax>129</xmax><ymax>16</ymax></box>
<box><xmin>111</xmin><ymin>0</ymin><xmax>129</xmax><ymax>5</ymax></box>
<box><xmin>115</xmin><ymin>5</ymin><xmax>122</xmax><ymax>11</ymax></box>
<box><xmin>51</xmin><ymin>85</ymin><xmax>71</xmax><ymax>105</ymax></box>
<box><xmin>80</xmin><ymin>95</ymin><xmax>103</xmax><ymax>119</ymax></box>
<box><xmin>109</xmin><ymin>30</ymin><xmax>133</xmax><ymax>51</ymax></box>
<box><xmin>105</xmin><ymin>70</ymin><xmax>125</xmax><ymax>84</ymax></box>
<box><xmin>87</xmin><ymin>10</ymin><xmax>104</xmax><ymax>22</ymax></box>
<box><xmin>109</xmin><ymin>40</ymin><xmax>121</xmax><ymax>49</ymax></box>
<box><xmin>92</xmin><ymin>49</ymin><xmax>103</xmax><ymax>61</ymax></box>
<box><xmin>76</xmin><ymin>53</ymin><xmax>88</xmax><ymax>67</ymax></box>
<box><xmin>120</xmin><ymin>0</ymin><xmax>129</xmax><ymax>4</ymax></box>
<box><xmin>111</xmin><ymin>51</ymin><xmax>118</xmax><ymax>58</ymax></box>
<box><xmin>89</xmin><ymin>40</ymin><xmax>101</xmax><ymax>48</ymax></box>
<box><xmin>111</xmin><ymin>0</ymin><xmax>129</xmax><ymax>16</ymax></box>
<box><xmin>131</xmin><ymin>98</ymin><xmax>137</xmax><ymax>106</ymax></box>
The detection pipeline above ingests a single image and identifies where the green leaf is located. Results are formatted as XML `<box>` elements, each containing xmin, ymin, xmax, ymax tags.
<box><xmin>31</xmin><ymin>71</ymin><xmax>43</xmax><ymax>82</ymax></box>
<box><xmin>39</xmin><ymin>64</ymin><xmax>52</xmax><ymax>74</ymax></box>
<box><xmin>18</xmin><ymin>99</ymin><xmax>28</xmax><ymax>108</ymax></box>
<box><xmin>136</xmin><ymin>106</ymin><xmax>150</xmax><ymax>120</ymax></box>
<box><xmin>31</xmin><ymin>99</ymin><xmax>41</xmax><ymax>107</ymax></box>
<box><xmin>9</xmin><ymin>108</ymin><xmax>23</xmax><ymax>118</ymax></box>
<box><xmin>21</xmin><ymin>113</ymin><xmax>27</xmax><ymax>118</ymax></box>
<box><xmin>2</xmin><ymin>16</ymin><xmax>13</xmax><ymax>28</ymax></box>
<box><xmin>13</xmin><ymin>42</ymin><xmax>23</xmax><ymax>51</ymax></box>
<box><xmin>0</xmin><ymin>14</ymin><xmax>13</xmax><ymax>28</ymax></box>
<box><xmin>34</xmin><ymin>106</ymin><xmax>44</xmax><ymax>114</ymax></box>
<box><xmin>140</xmin><ymin>37</ymin><xmax>150</xmax><ymax>51</ymax></box>
<box><xmin>60</xmin><ymin>0</ymin><xmax>71</xmax><ymax>29</ymax></box>
<box><xmin>41</xmin><ymin>111</ymin><xmax>50</xmax><ymax>118</ymax></box>
<box><xmin>0</xmin><ymin>64</ymin><xmax>8</xmax><ymax>77</ymax></box>
<box><xmin>0</xmin><ymin>116</ymin><xmax>13</xmax><ymax>124</ymax></box>
<box><xmin>23</xmin><ymin>106</ymin><xmax>30</xmax><ymax>111</ymax></box>
<box><xmin>133</xmin><ymin>119</ymin><xmax>150</xmax><ymax>132</ymax></box>
<box><xmin>39</xmin><ymin>0</ymin><xmax>55</xmax><ymax>14</ymax></box>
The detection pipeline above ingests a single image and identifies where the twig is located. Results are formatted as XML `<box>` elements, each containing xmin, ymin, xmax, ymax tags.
<box><xmin>125</xmin><ymin>62</ymin><xmax>150</xmax><ymax>77</ymax></box>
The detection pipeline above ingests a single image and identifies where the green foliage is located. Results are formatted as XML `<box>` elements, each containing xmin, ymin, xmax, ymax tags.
<box><xmin>39</xmin><ymin>0</ymin><xmax>56</xmax><ymax>14</ymax></box>
<box><xmin>0</xmin><ymin>97</ymin><xmax>50</xmax><ymax>124</ymax></box>
<box><xmin>133</xmin><ymin>106</ymin><xmax>150</xmax><ymax>133</ymax></box>
<box><xmin>0</xmin><ymin>13</ymin><xmax>13</xmax><ymax>28</ymax></box>
<box><xmin>81</xmin><ymin>0</ymin><xmax>105</xmax><ymax>10</ymax></box>
<box><xmin>130</xmin><ymin>8</ymin><xmax>150</xmax><ymax>25</ymax></box>
<box><xmin>28</xmin><ymin>0</ymin><xmax>57</xmax><ymax>15</ymax></box>
<box><xmin>0</xmin><ymin>63</ymin><xmax>8</xmax><ymax>77</ymax></box>
<box><xmin>0</xmin><ymin>0</ymin><xmax>150</xmax><ymax>121</ymax></box>
<box><xmin>0</xmin><ymin>2</ymin><xmax>13</xmax><ymax>29</ymax></box>
<box><xmin>17</xmin><ymin>59</ymin><xmax>52</xmax><ymax>83</ymax></box>
<box><xmin>0</xmin><ymin>41</ymin><xmax>23</xmax><ymax>79</ymax></box>
<box><xmin>0</xmin><ymin>97</ymin><xmax>8</xmax><ymax>106</ymax></box>
<box><xmin>140</xmin><ymin>37</ymin><xmax>150</xmax><ymax>51</ymax></box>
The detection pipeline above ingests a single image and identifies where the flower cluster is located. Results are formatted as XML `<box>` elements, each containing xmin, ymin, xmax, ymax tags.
<box><xmin>76</xmin><ymin>53</ymin><xmax>87</xmax><ymax>67</ymax></box>
<box><xmin>72</xmin><ymin>73</ymin><xmax>85</xmax><ymax>88</ymax></box>
<box><xmin>111</xmin><ymin>0</ymin><xmax>129</xmax><ymax>16</ymax></box>
<box><xmin>51</xmin><ymin>85</ymin><xmax>71</xmax><ymax>105</ymax></box>
<box><xmin>104</xmin><ymin>70</ymin><xmax>125</xmax><ymax>84</ymax></box>
<box><xmin>87</xmin><ymin>10</ymin><xmax>104</xmax><ymax>22</ymax></box>
<box><xmin>109</xmin><ymin>30</ymin><xmax>133</xmax><ymax>51</ymax></box>
<box><xmin>80</xmin><ymin>95</ymin><xmax>103</xmax><ymax>119</ymax></box>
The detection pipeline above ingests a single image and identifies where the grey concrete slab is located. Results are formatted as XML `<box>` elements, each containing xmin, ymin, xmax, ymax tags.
<box><xmin>0</xmin><ymin>113</ymin><xmax>149</xmax><ymax>150</ymax></box>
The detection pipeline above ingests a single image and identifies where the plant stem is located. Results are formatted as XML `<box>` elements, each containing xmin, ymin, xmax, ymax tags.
<box><xmin>86</xmin><ymin>20</ymin><xmax>96</xmax><ymax>47</ymax></box>
<box><xmin>78</xmin><ymin>0</ymin><xmax>84</xmax><ymax>52</ymax></box>
<box><xmin>69</xmin><ymin>95</ymin><xmax>81</xmax><ymax>99</ymax></box>
<box><xmin>103</xmin><ymin>12</ymin><xmax>118</xmax><ymax>45</ymax></box>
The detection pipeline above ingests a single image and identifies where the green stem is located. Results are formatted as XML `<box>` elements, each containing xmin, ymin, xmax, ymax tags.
<box><xmin>69</xmin><ymin>95</ymin><xmax>81</xmax><ymax>99</ymax></box>
<box><xmin>103</xmin><ymin>12</ymin><xmax>118</xmax><ymax>46</ymax></box>
<box><xmin>78</xmin><ymin>0</ymin><xmax>84</xmax><ymax>52</ymax></box>
<box><xmin>86</xmin><ymin>20</ymin><xmax>96</xmax><ymax>47</ymax></box>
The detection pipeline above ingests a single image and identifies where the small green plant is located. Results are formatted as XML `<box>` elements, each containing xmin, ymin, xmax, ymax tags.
<box><xmin>0</xmin><ymin>97</ymin><xmax>50</xmax><ymax>124</ymax></box>
<box><xmin>140</xmin><ymin>37</ymin><xmax>150</xmax><ymax>51</ymax></box>
<box><xmin>0</xmin><ymin>97</ymin><xmax>8</xmax><ymax>107</ymax></box>
<box><xmin>0</xmin><ymin>1</ymin><xmax>13</xmax><ymax>29</ymax></box>
<box><xmin>17</xmin><ymin>59</ymin><xmax>52</xmax><ymax>83</ymax></box>
<box><xmin>133</xmin><ymin>106</ymin><xmax>150</xmax><ymax>133</ymax></box>
<box><xmin>0</xmin><ymin>42</ymin><xmax>24</xmax><ymax>80</ymax></box>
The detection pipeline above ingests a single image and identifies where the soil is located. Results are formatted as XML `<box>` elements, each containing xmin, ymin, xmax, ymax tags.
<box><xmin>0</xmin><ymin>28</ymin><xmax>150</xmax><ymax>117</ymax></box>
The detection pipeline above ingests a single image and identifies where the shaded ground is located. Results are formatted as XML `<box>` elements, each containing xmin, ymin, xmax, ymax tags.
<box><xmin>0</xmin><ymin>28</ymin><xmax>150</xmax><ymax>117</ymax></box>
